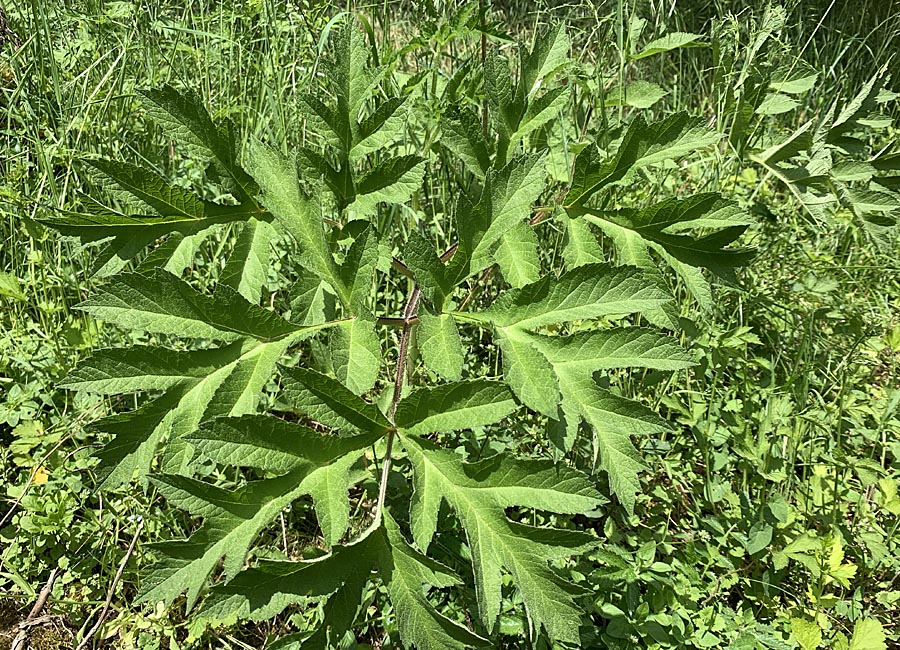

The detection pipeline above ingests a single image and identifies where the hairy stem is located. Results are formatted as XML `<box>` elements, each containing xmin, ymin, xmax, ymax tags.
<box><xmin>373</xmin><ymin>242</ymin><xmax>456</xmax><ymax>525</ymax></box>
<box><xmin>374</xmin><ymin>285</ymin><xmax>422</xmax><ymax>525</ymax></box>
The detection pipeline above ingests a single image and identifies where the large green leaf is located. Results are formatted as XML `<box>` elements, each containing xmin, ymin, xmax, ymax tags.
<box><xmin>139</xmin><ymin>420</ymin><xmax>380</xmax><ymax>607</ymax></box>
<box><xmin>188</xmin><ymin>415</ymin><xmax>382</xmax><ymax>546</ymax></box>
<box><xmin>196</xmin><ymin>534</ymin><xmax>363</xmax><ymax>628</ymax></box>
<box><xmin>520</xmin><ymin>25</ymin><xmax>571</xmax><ymax>98</ymax></box>
<box><xmin>329</xmin><ymin>312</ymin><xmax>381</xmax><ymax>395</ymax></box>
<box><xmin>562</xmin><ymin>115</ymin><xmax>752</xmax><ymax>314</ymax></box>
<box><xmin>395</xmin><ymin>380</ymin><xmax>518</xmax><ymax>435</ymax></box>
<box><xmin>484</xmin><ymin>24</ymin><xmax>571</xmax><ymax>158</ymax></box>
<box><xmin>351</xmin><ymin>97</ymin><xmax>408</xmax><ymax>160</ymax></box>
<box><xmin>246</xmin><ymin>140</ymin><xmax>346</xmax><ymax>302</ymax></box>
<box><xmin>534</xmin><ymin>327</ymin><xmax>695</xmax><ymax>372</ymax></box>
<box><xmin>38</xmin><ymin>202</ymin><xmax>258</xmax><ymax>240</ymax></box>
<box><xmin>85</xmin><ymin>158</ymin><xmax>211</xmax><ymax>218</ymax></box>
<box><xmin>484</xmin><ymin>48</ymin><xmax>519</xmax><ymax>139</ymax></box>
<box><xmin>531</xmin><ymin>327</ymin><xmax>693</xmax><ymax>495</ymax></box>
<box><xmin>297</xmin><ymin>18</ymin><xmax>425</xmax><ymax>225</ymax></box>
<box><xmin>39</xmin><ymin>200</ymin><xmax>261</xmax><ymax>280</ymax></box>
<box><xmin>379</xmin><ymin>514</ymin><xmax>489</xmax><ymax>650</ymax></box>
<box><xmin>40</xmin><ymin>87</ymin><xmax>273</xmax><ymax>282</ymax></box>
<box><xmin>458</xmin><ymin>263</ymin><xmax>671</xmax><ymax>330</ymax></box>
<box><xmin>510</xmin><ymin>86</ymin><xmax>569</xmax><ymax>147</ymax></box>
<box><xmin>454</xmin><ymin>265</ymin><xmax>692</xmax><ymax>511</ymax></box>
<box><xmin>328</xmin><ymin>20</ymin><xmax>384</xmax><ymax>127</ymax></box>
<box><xmin>289</xmin><ymin>267</ymin><xmax>337</xmax><ymax>327</ymax></box>
<box><xmin>137</xmin><ymin>231</ymin><xmax>208</xmax><ymax>276</ymax></box>
<box><xmin>416</xmin><ymin>311</ymin><xmax>465</xmax><ymax>381</ymax></box>
<box><xmin>493</xmin><ymin>326</ymin><xmax>559</xmax><ymax>417</ymax></box>
<box><xmin>462</xmin><ymin>153</ymin><xmax>546</xmax><ymax>275</ymax></box>
<box><xmin>198</xmin><ymin>515</ymin><xmax>487</xmax><ymax>650</ymax></box>
<box><xmin>403</xmin><ymin>435</ymin><xmax>601</xmax><ymax>643</ymax></box>
<box><xmin>140</xmin><ymin>85</ymin><xmax>259</xmax><ymax>204</ymax></box>
<box><xmin>75</xmin><ymin>270</ymin><xmax>304</xmax><ymax>341</ymax></box>
<box><xmin>63</xmin><ymin>335</ymin><xmax>306</xmax><ymax>488</ymax></box>
<box><xmin>561</xmin><ymin>217</ymin><xmax>606</xmax><ymax>268</ymax></box>
<box><xmin>503</xmin><ymin>24</ymin><xmax>571</xmax><ymax>151</ymax></box>
<box><xmin>441</xmin><ymin>104</ymin><xmax>491</xmax><ymax>179</ymax></box>
<box><xmin>300</xmin><ymin>92</ymin><xmax>349</xmax><ymax>152</ymax></box>
<box><xmin>279</xmin><ymin>365</ymin><xmax>392</xmax><ymax>434</ymax></box>
<box><xmin>340</xmin><ymin>223</ymin><xmax>381</xmax><ymax>313</ymax></box>
<box><xmin>575</xmin><ymin>193</ymin><xmax>754</xmax><ymax>308</ymax></box>
<box><xmin>403</xmin><ymin>230</ymin><xmax>454</xmax><ymax>308</ymax></box>
<box><xmin>492</xmin><ymin>221</ymin><xmax>541</xmax><ymax>288</ymax></box>
<box><xmin>61</xmin><ymin>270</ymin><xmax>337</xmax><ymax>487</ymax></box>
<box><xmin>220</xmin><ymin>218</ymin><xmax>277</xmax><ymax>303</ymax></box>
<box><xmin>61</xmin><ymin>345</ymin><xmax>247</xmax><ymax>395</ymax></box>
<box><xmin>349</xmin><ymin>155</ymin><xmax>426</xmax><ymax>217</ymax></box>
<box><xmin>566</xmin><ymin>113</ymin><xmax>721</xmax><ymax>207</ymax></box>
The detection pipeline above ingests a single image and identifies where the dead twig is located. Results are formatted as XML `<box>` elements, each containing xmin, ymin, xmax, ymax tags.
<box><xmin>17</xmin><ymin>614</ymin><xmax>65</xmax><ymax>630</ymax></box>
<box><xmin>26</xmin><ymin>568</ymin><xmax>60</xmax><ymax>621</ymax></box>
<box><xmin>10</xmin><ymin>568</ymin><xmax>61</xmax><ymax>650</ymax></box>
<box><xmin>75</xmin><ymin>518</ymin><xmax>144</xmax><ymax>650</ymax></box>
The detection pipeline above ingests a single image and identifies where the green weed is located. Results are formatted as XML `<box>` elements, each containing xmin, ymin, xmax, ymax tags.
<box><xmin>1</xmin><ymin>1</ymin><xmax>898</xmax><ymax>649</ymax></box>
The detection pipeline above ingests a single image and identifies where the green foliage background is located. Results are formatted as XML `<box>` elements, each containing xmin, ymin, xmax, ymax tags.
<box><xmin>1</xmin><ymin>0</ymin><xmax>899</xmax><ymax>649</ymax></box>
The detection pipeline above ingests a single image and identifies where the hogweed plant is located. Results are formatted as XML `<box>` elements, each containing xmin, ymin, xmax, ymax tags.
<box><xmin>42</xmin><ymin>19</ymin><xmax>754</xmax><ymax>649</ymax></box>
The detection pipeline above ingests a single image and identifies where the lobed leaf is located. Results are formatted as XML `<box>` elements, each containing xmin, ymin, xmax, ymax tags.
<box><xmin>85</xmin><ymin>158</ymin><xmax>209</xmax><ymax>218</ymax></box>
<box><xmin>466</xmin><ymin>153</ymin><xmax>546</xmax><ymax>273</ymax></box>
<box><xmin>566</xmin><ymin>113</ymin><xmax>721</xmax><ymax>207</ymax></box>
<box><xmin>493</xmin><ymin>221</ymin><xmax>541</xmax><ymax>288</ymax></box>
<box><xmin>140</xmin><ymin>422</ymin><xmax>378</xmax><ymax>606</ymax></box>
<box><xmin>351</xmin><ymin>96</ymin><xmax>408</xmax><ymax>159</ymax></box>
<box><xmin>520</xmin><ymin>25</ymin><xmax>571</xmax><ymax>98</ymax></box>
<box><xmin>329</xmin><ymin>313</ymin><xmax>381</xmax><ymax>395</ymax></box>
<box><xmin>417</xmin><ymin>311</ymin><xmax>465</xmax><ymax>381</ymax></box>
<box><xmin>280</xmin><ymin>365</ymin><xmax>392</xmax><ymax>433</ymax></box>
<box><xmin>350</xmin><ymin>155</ymin><xmax>426</xmax><ymax>217</ymax></box>
<box><xmin>140</xmin><ymin>85</ymin><xmax>258</xmax><ymax>204</ymax></box>
<box><xmin>576</xmin><ymin>193</ymin><xmax>755</xmax><ymax>307</ymax></box>
<box><xmin>441</xmin><ymin>104</ymin><xmax>491</xmax><ymax>179</ymax></box>
<box><xmin>403</xmin><ymin>231</ymin><xmax>454</xmax><ymax>308</ymax></box>
<box><xmin>395</xmin><ymin>379</ymin><xmax>518</xmax><ymax>435</ymax></box>
<box><xmin>455</xmin><ymin>266</ymin><xmax>693</xmax><ymax>510</ymax></box>
<box><xmin>341</xmin><ymin>224</ymin><xmax>381</xmax><ymax>313</ymax></box>
<box><xmin>75</xmin><ymin>270</ymin><xmax>305</xmax><ymax>341</ymax></box>
<box><xmin>461</xmin><ymin>263</ymin><xmax>672</xmax><ymax>329</ymax></box>
<box><xmin>79</xmin><ymin>336</ymin><xmax>298</xmax><ymax>488</ymax></box>
<box><xmin>403</xmin><ymin>434</ymin><xmax>601</xmax><ymax>642</ymax></box>
<box><xmin>247</xmin><ymin>140</ymin><xmax>346</xmax><ymax>301</ymax></box>
<box><xmin>199</xmin><ymin>515</ymin><xmax>487</xmax><ymax>650</ymax></box>
<box><xmin>220</xmin><ymin>218</ymin><xmax>277</xmax><ymax>303</ymax></box>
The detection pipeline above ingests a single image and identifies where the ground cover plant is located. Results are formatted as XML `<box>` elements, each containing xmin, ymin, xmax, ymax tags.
<box><xmin>1</xmin><ymin>1</ymin><xmax>898</xmax><ymax>649</ymax></box>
